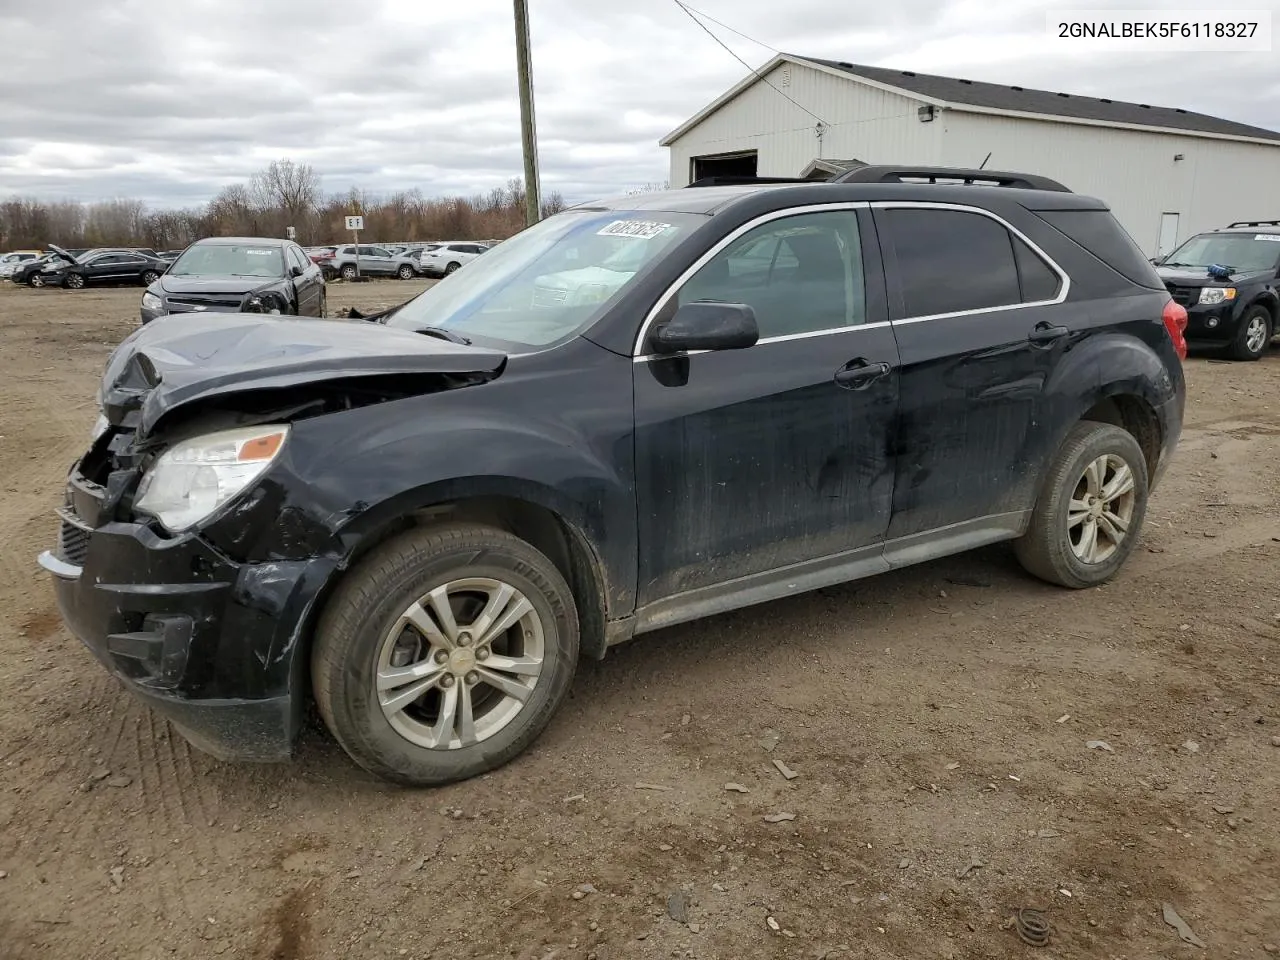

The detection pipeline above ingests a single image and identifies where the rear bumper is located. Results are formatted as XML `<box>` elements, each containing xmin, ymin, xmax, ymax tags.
<box><xmin>38</xmin><ymin>497</ymin><xmax>334</xmax><ymax>762</ymax></box>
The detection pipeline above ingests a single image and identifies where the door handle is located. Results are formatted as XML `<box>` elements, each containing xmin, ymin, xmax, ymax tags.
<box><xmin>834</xmin><ymin>359</ymin><xmax>891</xmax><ymax>390</ymax></box>
<box><xmin>1028</xmin><ymin>322</ymin><xmax>1069</xmax><ymax>343</ymax></box>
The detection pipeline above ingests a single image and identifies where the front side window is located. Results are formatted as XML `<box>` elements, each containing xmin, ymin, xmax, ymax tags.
<box><xmin>169</xmin><ymin>244</ymin><xmax>284</xmax><ymax>278</ymax></box>
<box><xmin>676</xmin><ymin>209</ymin><xmax>865</xmax><ymax>338</ymax></box>
<box><xmin>882</xmin><ymin>208</ymin><xmax>1022</xmax><ymax>317</ymax></box>
<box><xmin>383</xmin><ymin>209</ymin><xmax>702</xmax><ymax>348</ymax></box>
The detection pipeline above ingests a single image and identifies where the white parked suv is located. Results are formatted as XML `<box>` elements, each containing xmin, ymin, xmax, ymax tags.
<box><xmin>419</xmin><ymin>242</ymin><xmax>490</xmax><ymax>278</ymax></box>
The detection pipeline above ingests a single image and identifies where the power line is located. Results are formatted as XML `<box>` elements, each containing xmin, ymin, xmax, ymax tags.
<box><xmin>671</xmin><ymin>0</ymin><xmax>829</xmax><ymax>128</ymax></box>
<box><xmin>674</xmin><ymin>1</ymin><xmax>779</xmax><ymax>53</ymax></box>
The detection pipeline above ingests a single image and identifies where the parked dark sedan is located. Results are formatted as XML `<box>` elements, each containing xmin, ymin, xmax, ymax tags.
<box><xmin>46</xmin><ymin>245</ymin><xmax>170</xmax><ymax>290</ymax></box>
<box><xmin>140</xmin><ymin>237</ymin><xmax>326</xmax><ymax>323</ymax></box>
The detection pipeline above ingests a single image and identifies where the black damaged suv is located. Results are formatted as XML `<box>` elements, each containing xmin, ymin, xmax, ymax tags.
<box><xmin>40</xmin><ymin>166</ymin><xmax>1186</xmax><ymax>786</ymax></box>
<box><xmin>1155</xmin><ymin>220</ymin><xmax>1280</xmax><ymax>360</ymax></box>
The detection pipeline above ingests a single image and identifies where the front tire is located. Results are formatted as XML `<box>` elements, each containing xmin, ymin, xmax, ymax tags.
<box><xmin>29</xmin><ymin>274</ymin><xmax>46</xmax><ymax>288</ymax></box>
<box><xmin>1228</xmin><ymin>306</ymin><xmax>1271</xmax><ymax>361</ymax></box>
<box><xmin>1015</xmin><ymin>422</ymin><xmax>1149</xmax><ymax>589</ymax></box>
<box><xmin>312</xmin><ymin>524</ymin><xmax>580</xmax><ymax>786</ymax></box>
<box><xmin>141</xmin><ymin>270</ymin><xmax>161</xmax><ymax>285</ymax></box>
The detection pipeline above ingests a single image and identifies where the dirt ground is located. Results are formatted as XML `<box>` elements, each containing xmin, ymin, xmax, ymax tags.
<box><xmin>0</xmin><ymin>279</ymin><xmax>1277</xmax><ymax>960</ymax></box>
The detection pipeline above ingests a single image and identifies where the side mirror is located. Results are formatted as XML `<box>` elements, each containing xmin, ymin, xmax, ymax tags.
<box><xmin>654</xmin><ymin>301</ymin><xmax>759</xmax><ymax>354</ymax></box>
<box><xmin>290</xmin><ymin>265</ymin><xmax>304</xmax><ymax>278</ymax></box>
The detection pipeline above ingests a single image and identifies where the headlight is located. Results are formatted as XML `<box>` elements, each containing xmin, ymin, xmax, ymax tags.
<box><xmin>134</xmin><ymin>425</ymin><xmax>289</xmax><ymax>532</ymax></box>
<box><xmin>1198</xmin><ymin>287</ymin><xmax>1236</xmax><ymax>305</ymax></box>
<box><xmin>141</xmin><ymin>291</ymin><xmax>164</xmax><ymax>312</ymax></box>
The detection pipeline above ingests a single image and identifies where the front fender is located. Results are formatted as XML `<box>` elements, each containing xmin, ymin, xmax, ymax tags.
<box><xmin>200</xmin><ymin>342</ymin><xmax>638</xmax><ymax>620</ymax></box>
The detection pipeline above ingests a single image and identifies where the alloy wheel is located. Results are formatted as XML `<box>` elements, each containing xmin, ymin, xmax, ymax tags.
<box><xmin>375</xmin><ymin>577</ymin><xmax>546</xmax><ymax>750</ymax></box>
<box><xmin>1245</xmin><ymin>315</ymin><xmax>1269</xmax><ymax>355</ymax></box>
<box><xmin>66</xmin><ymin>274</ymin><xmax>84</xmax><ymax>289</ymax></box>
<box><xmin>1067</xmin><ymin>454</ymin><xmax>1136</xmax><ymax>564</ymax></box>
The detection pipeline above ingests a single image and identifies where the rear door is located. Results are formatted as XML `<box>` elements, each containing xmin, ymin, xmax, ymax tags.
<box><xmin>873</xmin><ymin>202</ymin><xmax>1070</xmax><ymax>550</ymax></box>
<box><xmin>633</xmin><ymin>205</ymin><xmax>900</xmax><ymax>608</ymax></box>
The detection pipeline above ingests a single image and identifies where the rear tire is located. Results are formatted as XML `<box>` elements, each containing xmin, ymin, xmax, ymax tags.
<box><xmin>398</xmin><ymin>265</ymin><xmax>415</xmax><ymax>280</ymax></box>
<box><xmin>340</xmin><ymin>264</ymin><xmax>358</xmax><ymax>281</ymax></box>
<box><xmin>444</xmin><ymin>262</ymin><xmax>460</xmax><ymax>275</ymax></box>
<box><xmin>312</xmin><ymin>524</ymin><xmax>580</xmax><ymax>786</ymax></box>
<box><xmin>141</xmin><ymin>270</ymin><xmax>161</xmax><ymax>285</ymax></box>
<box><xmin>64</xmin><ymin>273</ymin><xmax>85</xmax><ymax>289</ymax></box>
<box><xmin>1015</xmin><ymin>422</ymin><xmax>1149</xmax><ymax>589</ymax></box>
<box><xmin>1227</xmin><ymin>306</ymin><xmax>1271</xmax><ymax>361</ymax></box>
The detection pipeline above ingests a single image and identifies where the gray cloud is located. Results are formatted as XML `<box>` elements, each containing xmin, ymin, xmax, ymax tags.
<box><xmin>1</xmin><ymin>0</ymin><xmax>1278</xmax><ymax>208</ymax></box>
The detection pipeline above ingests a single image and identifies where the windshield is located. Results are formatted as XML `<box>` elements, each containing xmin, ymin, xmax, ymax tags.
<box><xmin>169</xmin><ymin>243</ymin><xmax>284</xmax><ymax>278</ymax></box>
<box><xmin>384</xmin><ymin>210</ymin><xmax>702</xmax><ymax>347</ymax></box>
<box><xmin>1164</xmin><ymin>233</ymin><xmax>1280</xmax><ymax>272</ymax></box>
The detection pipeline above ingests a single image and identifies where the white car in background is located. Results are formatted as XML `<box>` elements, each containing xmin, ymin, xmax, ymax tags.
<box><xmin>1</xmin><ymin>251</ymin><xmax>41</xmax><ymax>279</ymax></box>
<box><xmin>419</xmin><ymin>242</ymin><xmax>490</xmax><ymax>278</ymax></box>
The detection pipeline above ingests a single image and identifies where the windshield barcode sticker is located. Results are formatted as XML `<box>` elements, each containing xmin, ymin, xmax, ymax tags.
<box><xmin>597</xmin><ymin>220</ymin><xmax>671</xmax><ymax>240</ymax></box>
<box><xmin>1254</xmin><ymin>234</ymin><xmax>1280</xmax><ymax>242</ymax></box>
<box><xmin>246</xmin><ymin>249</ymin><xmax>274</xmax><ymax>255</ymax></box>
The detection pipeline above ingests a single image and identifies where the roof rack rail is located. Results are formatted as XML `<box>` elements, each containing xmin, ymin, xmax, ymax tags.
<box><xmin>831</xmin><ymin>165</ymin><xmax>1071</xmax><ymax>193</ymax></box>
<box><xmin>1227</xmin><ymin>219</ymin><xmax>1280</xmax><ymax>227</ymax></box>
<box><xmin>685</xmin><ymin>176</ymin><xmax>816</xmax><ymax>188</ymax></box>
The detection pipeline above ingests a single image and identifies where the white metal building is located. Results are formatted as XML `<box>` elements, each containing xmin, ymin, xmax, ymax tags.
<box><xmin>662</xmin><ymin>55</ymin><xmax>1280</xmax><ymax>257</ymax></box>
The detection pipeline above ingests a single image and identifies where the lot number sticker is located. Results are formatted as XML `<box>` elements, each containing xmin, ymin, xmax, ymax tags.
<box><xmin>1255</xmin><ymin>234</ymin><xmax>1280</xmax><ymax>241</ymax></box>
<box><xmin>597</xmin><ymin>220</ymin><xmax>671</xmax><ymax>240</ymax></box>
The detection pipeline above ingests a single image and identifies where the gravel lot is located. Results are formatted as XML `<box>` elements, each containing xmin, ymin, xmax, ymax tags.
<box><xmin>1</xmin><ymin>279</ymin><xmax>1278</xmax><ymax>960</ymax></box>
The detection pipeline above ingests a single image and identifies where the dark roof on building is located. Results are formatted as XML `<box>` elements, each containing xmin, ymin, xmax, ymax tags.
<box><xmin>796</xmin><ymin>56</ymin><xmax>1280</xmax><ymax>143</ymax></box>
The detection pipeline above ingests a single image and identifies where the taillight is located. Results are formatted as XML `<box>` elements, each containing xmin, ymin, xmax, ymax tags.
<box><xmin>1162</xmin><ymin>299</ymin><xmax>1188</xmax><ymax>361</ymax></box>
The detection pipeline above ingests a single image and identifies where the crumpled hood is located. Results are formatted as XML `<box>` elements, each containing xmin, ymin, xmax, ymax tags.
<box><xmin>1157</xmin><ymin>266</ymin><xmax>1272</xmax><ymax>286</ymax></box>
<box><xmin>158</xmin><ymin>275</ymin><xmax>277</xmax><ymax>297</ymax></box>
<box><xmin>99</xmin><ymin>314</ymin><xmax>506</xmax><ymax>436</ymax></box>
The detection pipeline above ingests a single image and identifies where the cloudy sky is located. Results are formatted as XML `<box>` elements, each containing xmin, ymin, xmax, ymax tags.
<box><xmin>2</xmin><ymin>0</ymin><xmax>1278</xmax><ymax>208</ymax></box>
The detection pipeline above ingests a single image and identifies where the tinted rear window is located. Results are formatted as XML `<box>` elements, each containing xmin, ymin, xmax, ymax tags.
<box><xmin>1034</xmin><ymin>209</ymin><xmax>1162</xmax><ymax>289</ymax></box>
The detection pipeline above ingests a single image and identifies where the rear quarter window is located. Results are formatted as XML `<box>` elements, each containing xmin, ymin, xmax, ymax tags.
<box><xmin>1034</xmin><ymin>209</ymin><xmax>1163</xmax><ymax>289</ymax></box>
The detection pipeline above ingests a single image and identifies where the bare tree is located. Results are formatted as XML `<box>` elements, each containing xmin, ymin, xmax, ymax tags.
<box><xmin>250</xmin><ymin>159</ymin><xmax>320</xmax><ymax>239</ymax></box>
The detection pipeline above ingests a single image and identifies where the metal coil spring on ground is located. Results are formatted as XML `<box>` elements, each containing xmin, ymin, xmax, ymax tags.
<box><xmin>1015</xmin><ymin>907</ymin><xmax>1051</xmax><ymax>947</ymax></box>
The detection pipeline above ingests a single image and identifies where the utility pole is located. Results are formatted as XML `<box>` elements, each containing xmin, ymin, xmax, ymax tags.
<box><xmin>513</xmin><ymin>0</ymin><xmax>542</xmax><ymax>227</ymax></box>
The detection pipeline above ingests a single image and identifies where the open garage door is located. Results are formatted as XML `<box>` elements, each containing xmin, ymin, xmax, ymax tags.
<box><xmin>691</xmin><ymin>150</ymin><xmax>758</xmax><ymax>182</ymax></box>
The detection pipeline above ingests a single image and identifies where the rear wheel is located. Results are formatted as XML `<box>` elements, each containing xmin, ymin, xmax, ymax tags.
<box><xmin>64</xmin><ymin>273</ymin><xmax>85</xmax><ymax>290</ymax></box>
<box><xmin>1228</xmin><ymin>306</ymin><xmax>1271</xmax><ymax>361</ymax></box>
<box><xmin>398</xmin><ymin>264</ymin><xmax>415</xmax><ymax>280</ymax></box>
<box><xmin>141</xmin><ymin>269</ymin><xmax>161</xmax><ymax>285</ymax></box>
<box><xmin>340</xmin><ymin>264</ymin><xmax>358</xmax><ymax>281</ymax></box>
<box><xmin>445</xmin><ymin>262</ymin><xmax>461</xmax><ymax>275</ymax></box>
<box><xmin>1015</xmin><ymin>422</ymin><xmax>1149</xmax><ymax>588</ymax></box>
<box><xmin>312</xmin><ymin>524</ymin><xmax>580</xmax><ymax>786</ymax></box>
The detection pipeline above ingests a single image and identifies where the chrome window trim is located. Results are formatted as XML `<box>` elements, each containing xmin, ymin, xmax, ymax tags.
<box><xmin>871</xmin><ymin>201</ymin><xmax>1070</xmax><ymax>323</ymax></box>
<box><xmin>631</xmin><ymin>201</ymin><xmax>872</xmax><ymax>361</ymax></box>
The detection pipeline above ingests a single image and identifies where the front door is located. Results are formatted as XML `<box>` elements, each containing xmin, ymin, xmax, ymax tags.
<box><xmin>634</xmin><ymin>206</ymin><xmax>899</xmax><ymax>606</ymax></box>
<box><xmin>874</xmin><ymin>203</ymin><xmax>1070</xmax><ymax>548</ymax></box>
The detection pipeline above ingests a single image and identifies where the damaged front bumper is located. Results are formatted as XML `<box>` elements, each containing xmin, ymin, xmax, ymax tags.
<box><xmin>37</xmin><ymin>467</ymin><xmax>334</xmax><ymax>762</ymax></box>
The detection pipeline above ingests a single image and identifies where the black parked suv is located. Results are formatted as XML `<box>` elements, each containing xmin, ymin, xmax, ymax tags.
<box><xmin>39</xmin><ymin>167</ymin><xmax>1187</xmax><ymax>786</ymax></box>
<box><xmin>1155</xmin><ymin>220</ymin><xmax>1280</xmax><ymax>360</ymax></box>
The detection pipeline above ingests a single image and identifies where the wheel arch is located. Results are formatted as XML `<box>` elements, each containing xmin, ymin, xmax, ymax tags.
<box><xmin>309</xmin><ymin>482</ymin><xmax>614</xmax><ymax>664</ymax></box>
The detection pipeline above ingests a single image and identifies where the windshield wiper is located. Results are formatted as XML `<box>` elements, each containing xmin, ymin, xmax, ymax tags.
<box><xmin>1163</xmin><ymin>262</ymin><xmax>1193</xmax><ymax>267</ymax></box>
<box><xmin>413</xmin><ymin>326</ymin><xmax>472</xmax><ymax>345</ymax></box>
